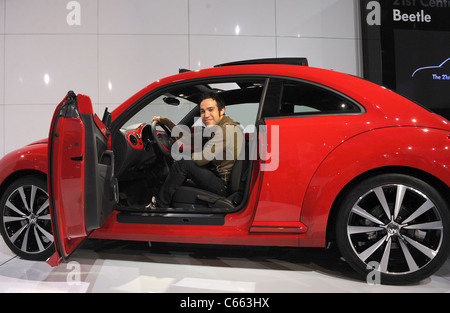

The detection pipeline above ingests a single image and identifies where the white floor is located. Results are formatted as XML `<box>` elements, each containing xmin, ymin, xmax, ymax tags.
<box><xmin>0</xmin><ymin>238</ymin><xmax>449</xmax><ymax>293</ymax></box>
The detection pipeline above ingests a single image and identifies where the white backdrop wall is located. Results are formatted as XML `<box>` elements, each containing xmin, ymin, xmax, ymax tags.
<box><xmin>0</xmin><ymin>0</ymin><xmax>362</xmax><ymax>157</ymax></box>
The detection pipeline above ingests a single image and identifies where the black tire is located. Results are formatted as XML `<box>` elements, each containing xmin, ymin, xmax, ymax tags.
<box><xmin>0</xmin><ymin>175</ymin><xmax>55</xmax><ymax>261</ymax></box>
<box><xmin>336</xmin><ymin>173</ymin><xmax>450</xmax><ymax>285</ymax></box>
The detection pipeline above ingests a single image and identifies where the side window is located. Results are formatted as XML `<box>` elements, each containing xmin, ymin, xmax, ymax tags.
<box><xmin>192</xmin><ymin>80</ymin><xmax>265</xmax><ymax>134</ymax></box>
<box><xmin>121</xmin><ymin>78</ymin><xmax>266</xmax><ymax>131</ymax></box>
<box><xmin>226</xmin><ymin>103</ymin><xmax>259</xmax><ymax>129</ymax></box>
<box><xmin>207</xmin><ymin>81</ymin><xmax>263</xmax><ymax>130</ymax></box>
<box><xmin>269</xmin><ymin>79</ymin><xmax>362</xmax><ymax>117</ymax></box>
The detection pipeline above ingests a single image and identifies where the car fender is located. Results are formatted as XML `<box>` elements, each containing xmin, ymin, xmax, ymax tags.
<box><xmin>299</xmin><ymin>126</ymin><xmax>450</xmax><ymax>247</ymax></box>
<box><xmin>0</xmin><ymin>141</ymin><xmax>48</xmax><ymax>192</ymax></box>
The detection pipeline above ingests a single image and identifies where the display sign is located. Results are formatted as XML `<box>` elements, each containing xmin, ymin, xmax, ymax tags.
<box><xmin>361</xmin><ymin>0</ymin><xmax>450</xmax><ymax>119</ymax></box>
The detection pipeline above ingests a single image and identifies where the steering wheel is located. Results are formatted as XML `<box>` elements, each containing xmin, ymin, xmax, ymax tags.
<box><xmin>151</xmin><ymin>120</ymin><xmax>174</xmax><ymax>158</ymax></box>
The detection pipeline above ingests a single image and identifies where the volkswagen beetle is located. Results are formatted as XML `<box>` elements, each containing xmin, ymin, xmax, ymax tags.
<box><xmin>0</xmin><ymin>58</ymin><xmax>449</xmax><ymax>285</ymax></box>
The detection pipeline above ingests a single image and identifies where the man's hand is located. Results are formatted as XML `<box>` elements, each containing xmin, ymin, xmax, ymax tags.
<box><xmin>151</xmin><ymin>116</ymin><xmax>161</xmax><ymax>124</ymax></box>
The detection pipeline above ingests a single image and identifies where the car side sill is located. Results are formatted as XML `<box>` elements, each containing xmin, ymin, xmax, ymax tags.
<box><xmin>116</xmin><ymin>212</ymin><xmax>225</xmax><ymax>226</ymax></box>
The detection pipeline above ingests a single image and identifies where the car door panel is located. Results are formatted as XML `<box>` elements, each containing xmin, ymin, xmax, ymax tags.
<box><xmin>48</xmin><ymin>91</ymin><xmax>116</xmax><ymax>264</ymax></box>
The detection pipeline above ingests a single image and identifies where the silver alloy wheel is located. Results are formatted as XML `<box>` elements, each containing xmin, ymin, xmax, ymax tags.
<box><xmin>346</xmin><ymin>184</ymin><xmax>444</xmax><ymax>275</ymax></box>
<box><xmin>2</xmin><ymin>184</ymin><xmax>54</xmax><ymax>255</ymax></box>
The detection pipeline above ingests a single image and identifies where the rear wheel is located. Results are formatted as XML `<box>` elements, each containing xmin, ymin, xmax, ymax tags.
<box><xmin>0</xmin><ymin>175</ymin><xmax>55</xmax><ymax>260</ymax></box>
<box><xmin>336</xmin><ymin>174</ymin><xmax>450</xmax><ymax>285</ymax></box>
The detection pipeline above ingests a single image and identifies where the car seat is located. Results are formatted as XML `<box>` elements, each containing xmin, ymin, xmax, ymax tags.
<box><xmin>171</xmin><ymin>141</ymin><xmax>251</xmax><ymax>212</ymax></box>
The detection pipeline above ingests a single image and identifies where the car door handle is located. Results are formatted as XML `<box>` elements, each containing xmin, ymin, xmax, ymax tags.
<box><xmin>70</xmin><ymin>156</ymin><xmax>83</xmax><ymax>161</ymax></box>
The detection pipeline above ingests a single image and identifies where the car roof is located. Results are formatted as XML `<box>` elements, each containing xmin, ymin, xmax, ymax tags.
<box><xmin>112</xmin><ymin>61</ymin><xmax>450</xmax><ymax>130</ymax></box>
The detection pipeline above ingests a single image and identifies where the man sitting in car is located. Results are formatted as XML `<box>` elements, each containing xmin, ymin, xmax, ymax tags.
<box><xmin>147</xmin><ymin>92</ymin><xmax>243</xmax><ymax>209</ymax></box>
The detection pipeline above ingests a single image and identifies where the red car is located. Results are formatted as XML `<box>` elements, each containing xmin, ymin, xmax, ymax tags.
<box><xmin>0</xmin><ymin>58</ymin><xmax>449</xmax><ymax>285</ymax></box>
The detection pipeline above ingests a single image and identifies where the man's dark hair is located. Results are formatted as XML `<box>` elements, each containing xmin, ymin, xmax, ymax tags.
<box><xmin>201</xmin><ymin>92</ymin><xmax>225</xmax><ymax>111</ymax></box>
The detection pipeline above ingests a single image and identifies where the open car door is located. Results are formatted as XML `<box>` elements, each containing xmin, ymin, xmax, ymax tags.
<box><xmin>47</xmin><ymin>91</ymin><xmax>117</xmax><ymax>266</ymax></box>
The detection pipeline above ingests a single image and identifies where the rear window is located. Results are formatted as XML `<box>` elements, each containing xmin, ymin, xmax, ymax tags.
<box><xmin>277</xmin><ymin>80</ymin><xmax>362</xmax><ymax>116</ymax></box>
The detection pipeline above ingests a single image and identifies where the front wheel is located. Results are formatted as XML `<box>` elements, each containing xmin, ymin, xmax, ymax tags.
<box><xmin>336</xmin><ymin>174</ymin><xmax>450</xmax><ymax>285</ymax></box>
<box><xmin>0</xmin><ymin>175</ymin><xmax>55</xmax><ymax>260</ymax></box>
